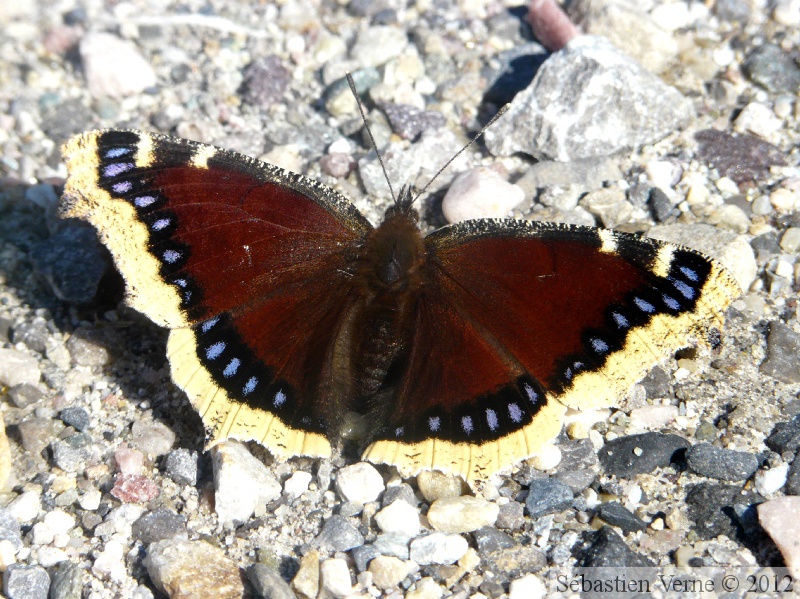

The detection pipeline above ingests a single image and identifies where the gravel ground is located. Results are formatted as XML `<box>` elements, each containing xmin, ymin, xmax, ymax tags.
<box><xmin>0</xmin><ymin>0</ymin><xmax>799</xmax><ymax>598</ymax></box>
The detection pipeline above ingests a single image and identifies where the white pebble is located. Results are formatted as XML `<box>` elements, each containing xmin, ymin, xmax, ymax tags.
<box><xmin>442</xmin><ymin>167</ymin><xmax>525</xmax><ymax>223</ymax></box>
<box><xmin>755</xmin><ymin>464</ymin><xmax>789</xmax><ymax>495</ymax></box>
<box><xmin>509</xmin><ymin>573</ymin><xmax>545</xmax><ymax>599</ymax></box>
<box><xmin>8</xmin><ymin>491</ymin><xmax>42</xmax><ymax>524</ymax></box>
<box><xmin>335</xmin><ymin>462</ymin><xmax>385</xmax><ymax>504</ymax></box>
<box><xmin>528</xmin><ymin>444</ymin><xmax>562</xmax><ymax>471</ymax></box>
<box><xmin>375</xmin><ymin>500</ymin><xmax>421</xmax><ymax>536</ymax></box>
<box><xmin>734</xmin><ymin>102</ymin><xmax>781</xmax><ymax>139</ymax></box>
<box><xmin>283</xmin><ymin>471</ymin><xmax>313</xmax><ymax>498</ymax></box>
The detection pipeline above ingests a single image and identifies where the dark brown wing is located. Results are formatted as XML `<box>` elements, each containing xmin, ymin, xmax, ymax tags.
<box><xmin>62</xmin><ymin>130</ymin><xmax>372</xmax><ymax>459</ymax></box>
<box><xmin>363</xmin><ymin>219</ymin><xmax>739</xmax><ymax>488</ymax></box>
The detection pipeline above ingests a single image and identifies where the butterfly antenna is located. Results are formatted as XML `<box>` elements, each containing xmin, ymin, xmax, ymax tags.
<box><xmin>412</xmin><ymin>104</ymin><xmax>509</xmax><ymax>202</ymax></box>
<box><xmin>346</xmin><ymin>72</ymin><xmax>397</xmax><ymax>204</ymax></box>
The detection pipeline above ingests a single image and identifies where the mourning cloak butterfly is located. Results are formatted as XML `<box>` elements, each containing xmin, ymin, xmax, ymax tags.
<box><xmin>61</xmin><ymin>130</ymin><xmax>739</xmax><ymax>489</ymax></box>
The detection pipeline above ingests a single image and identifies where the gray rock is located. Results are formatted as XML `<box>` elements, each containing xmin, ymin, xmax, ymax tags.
<box><xmin>49</xmin><ymin>561</ymin><xmax>83</xmax><ymax>599</ymax></box>
<box><xmin>2</xmin><ymin>564</ymin><xmax>50</xmax><ymax>599</ymax></box>
<box><xmin>311</xmin><ymin>515</ymin><xmax>364</xmax><ymax>552</ymax></box>
<box><xmin>59</xmin><ymin>407</ymin><xmax>90</xmax><ymax>432</ymax></box>
<box><xmin>485</xmin><ymin>36</ymin><xmax>692</xmax><ymax>160</ymax></box>
<box><xmin>554</xmin><ymin>469</ymin><xmax>596</xmax><ymax>493</ymax></box>
<box><xmin>524</xmin><ymin>478</ymin><xmax>574</xmax><ymax>518</ymax></box>
<box><xmin>472</xmin><ymin>526</ymin><xmax>516</xmax><ymax>556</ymax></box>
<box><xmin>132</xmin><ymin>507</ymin><xmax>188</xmax><ymax>545</ymax></box>
<box><xmin>760</xmin><ymin>322</ymin><xmax>800</xmax><ymax>384</ymax></box>
<box><xmin>165</xmin><ymin>448</ymin><xmax>199</xmax><ymax>486</ymax></box>
<box><xmin>50</xmin><ymin>434</ymin><xmax>92</xmax><ymax>472</ymax></box>
<box><xmin>515</xmin><ymin>157</ymin><xmax>623</xmax><ymax>199</ymax></box>
<box><xmin>0</xmin><ymin>509</ymin><xmax>22</xmax><ymax>550</ymax></box>
<box><xmin>409</xmin><ymin>532</ymin><xmax>468</xmax><ymax>565</ymax></box>
<box><xmin>596</xmin><ymin>502</ymin><xmax>647</xmax><ymax>534</ymax></box>
<box><xmin>686</xmin><ymin>443</ymin><xmax>759</xmax><ymax>481</ymax></box>
<box><xmin>713</xmin><ymin>0</ymin><xmax>752</xmax><ymax>22</ymax></box>
<box><xmin>576</xmin><ymin>527</ymin><xmax>655</xmax><ymax>599</ymax></box>
<box><xmin>765</xmin><ymin>417</ymin><xmax>800</xmax><ymax>454</ymax></box>
<box><xmin>742</xmin><ymin>44</ymin><xmax>800</xmax><ymax>94</ymax></box>
<box><xmin>7</xmin><ymin>383</ymin><xmax>45</xmax><ymax>409</ymax></box>
<box><xmin>131</xmin><ymin>420</ymin><xmax>176</xmax><ymax>457</ymax></box>
<box><xmin>30</xmin><ymin>224</ymin><xmax>108</xmax><ymax>305</ymax></box>
<box><xmin>11</xmin><ymin>317</ymin><xmax>49</xmax><ymax>353</ymax></box>
<box><xmin>787</xmin><ymin>456</ymin><xmax>800</xmax><ymax>496</ymax></box>
<box><xmin>246</xmin><ymin>563</ymin><xmax>297</xmax><ymax>599</ymax></box>
<box><xmin>381</xmin><ymin>483</ymin><xmax>417</xmax><ymax>507</ymax></box>
<box><xmin>372</xmin><ymin>532</ymin><xmax>411</xmax><ymax>559</ymax></box>
<box><xmin>598</xmin><ymin>432</ymin><xmax>690</xmax><ymax>478</ymax></box>
<box><xmin>64</xmin><ymin>329</ymin><xmax>110</xmax><ymax>368</ymax></box>
<box><xmin>685</xmin><ymin>482</ymin><xmax>763</xmax><ymax>541</ymax></box>
<box><xmin>495</xmin><ymin>500</ymin><xmax>524</xmax><ymax>531</ymax></box>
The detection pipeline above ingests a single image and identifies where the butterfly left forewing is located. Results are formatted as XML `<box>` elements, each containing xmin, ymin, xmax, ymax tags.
<box><xmin>364</xmin><ymin>219</ymin><xmax>739</xmax><ymax>489</ymax></box>
<box><xmin>61</xmin><ymin>130</ymin><xmax>373</xmax><ymax>460</ymax></box>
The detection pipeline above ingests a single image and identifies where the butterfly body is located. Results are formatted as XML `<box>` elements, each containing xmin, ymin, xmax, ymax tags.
<box><xmin>61</xmin><ymin>129</ymin><xmax>740</xmax><ymax>489</ymax></box>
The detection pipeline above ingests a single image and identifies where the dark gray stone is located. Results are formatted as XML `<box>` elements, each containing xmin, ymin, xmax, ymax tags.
<box><xmin>11</xmin><ymin>318</ymin><xmax>49</xmax><ymax>353</ymax></box>
<box><xmin>760</xmin><ymin>322</ymin><xmax>800</xmax><ymax>384</ymax></box>
<box><xmin>7</xmin><ymin>383</ymin><xmax>45</xmax><ymax>409</ymax></box>
<box><xmin>598</xmin><ymin>432</ymin><xmax>690</xmax><ymax>478</ymax></box>
<box><xmin>132</xmin><ymin>507</ymin><xmax>187</xmax><ymax>545</ymax></box>
<box><xmin>473</xmin><ymin>526</ymin><xmax>516</xmax><ymax>556</ymax></box>
<box><xmin>765</xmin><ymin>416</ymin><xmax>800</xmax><ymax>454</ymax></box>
<box><xmin>59</xmin><ymin>407</ymin><xmax>90</xmax><ymax>432</ymax></box>
<box><xmin>245</xmin><ymin>563</ymin><xmax>297</xmax><ymax>599</ymax></box>
<box><xmin>2</xmin><ymin>564</ymin><xmax>50</xmax><ymax>599</ymax></box>
<box><xmin>685</xmin><ymin>482</ymin><xmax>763</xmax><ymax>541</ymax></box>
<box><xmin>742</xmin><ymin>44</ymin><xmax>800</xmax><ymax>94</ymax></box>
<box><xmin>311</xmin><ymin>515</ymin><xmax>364</xmax><ymax>552</ymax></box>
<box><xmin>381</xmin><ymin>483</ymin><xmax>417</xmax><ymax>507</ymax></box>
<box><xmin>164</xmin><ymin>448</ymin><xmax>199</xmax><ymax>486</ymax></box>
<box><xmin>576</xmin><ymin>527</ymin><xmax>655</xmax><ymax>599</ymax></box>
<box><xmin>524</xmin><ymin>478</ymin><xmax>574</xmax><ymax>518</ymax></box>
<box><xmin>49</xmin><ymin>561</ymin><xmax>83</xmax><ymax>599</ymax></box>
<box><xmin>596</xmin><ymin>502</ymin><xmax>647</xmax><ymax>534</ymax></box>
<box><xmin>649</xmin><ymin>187</ymin><xmax>677</xmax><ymax>222</ymax></box>
<box><xmin>30</xmin><ymin>224</ymin><xmax>109</xmax><ymax>305</ymax></box>
<box><xmin>686</xmin><ymin>443</ymin><xmax>759</xmax><ymax>481</ymax></box>
<box><xmin>787</xmin><ymin>455</ymin><xmax>800</xmax><ymax>496</ymax></box>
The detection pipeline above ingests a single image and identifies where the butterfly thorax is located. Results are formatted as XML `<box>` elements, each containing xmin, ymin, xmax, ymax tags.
<box><xmin>347</xmin><ymin>210</ymin><xmax>426</xmax><ymax>400</ymax></box>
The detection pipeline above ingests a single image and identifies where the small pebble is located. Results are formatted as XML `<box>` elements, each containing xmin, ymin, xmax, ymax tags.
<box><xmin>409</xmin><ymin>532</ymin><xmax>468</xmax><ymax>565</ymax></box>
<box><xmin>368</xmin><ymin>555</ymin><xmax>409</xmax><ymax>590</ymax></box>
<box><xmin>755</xmin><ymin>463</ymin><xmax>790</xmax><ymax>495</ymax></box>
<box><xmin>374</xmin><ymin>500</ymin><xmax>420</xmax><ymax>536</ymax></box>
<box><xmin>212</xmin><ymin>441</ymin><xmax>281</xmax><ymax>525</ymax></box>
<box><xmin>319</xmin><ymin>558</ymin><xmax>352</xmax><ymax>599</ymax></box>
<box><xmin>2</xmin><ymin>564</ymin><xmax>50</xmax><ymax>599</ymax></box>
<box><xmin>284</xmin><ymin>471</ymin><xmax>313</xmax><ymax>498</ymax></box>
<box><xmin>441</xmin><ymin>167</ymin><xmax>525</xmax><ymax>223</ymax></box>
<box><xmin>164</xmin><ymin>448</ymin><xmax>199</xmax><ymax>486</ymax></box>
<box><xmin>508</xmin><ymin>573</ymin><xmax>545</xmax><ymax>599</ymax></box>
<box><xmin>427</xmin><ymin>496</ymin><xmax>499</xmax><ymax>533</ymax></box>
<box><xmin>335</xmin><ymin>462</ymin><xmax>385</xmax><ymax>504</ymax></box>
<box><xmin>525</xmin><ymin>479</ymin><xmax>573</xmax><ymax>519</ymax></box>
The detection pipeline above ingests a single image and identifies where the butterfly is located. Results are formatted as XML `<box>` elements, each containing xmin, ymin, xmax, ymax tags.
<box><xmin>61</xmin><ymin>129</ymin><xmax>740</xmax><ymax>490</ymax></box>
